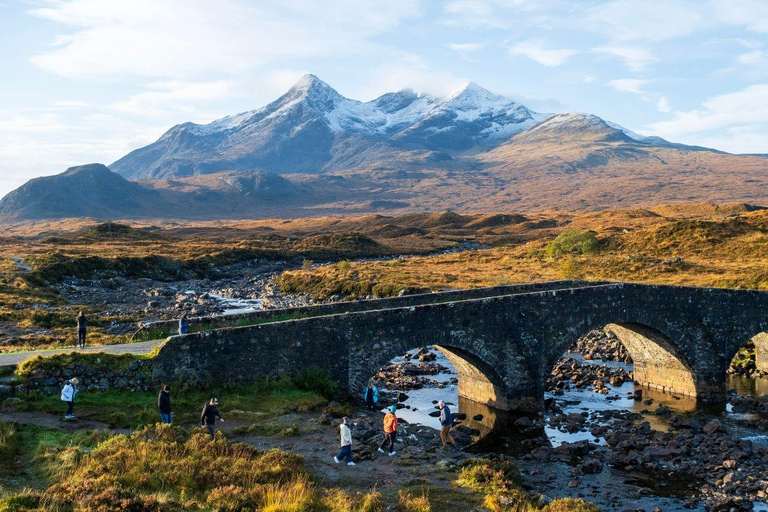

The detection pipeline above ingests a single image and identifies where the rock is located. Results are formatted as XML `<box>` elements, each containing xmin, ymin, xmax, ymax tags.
<box><xmin>514</xmin><ymin>416</ymin><xmax>533</xmax><ymax>428</ymax></box>
<box><xmin>398</xmin><ymin>392</ymin><xmax>409</xmax><ymax>402</ymax></box>
<box><xmin>472</xmin><ymin>414</ymin><xmax>483</xmax><ymax>421</ymax></box>
<box><xmin>578</xmin><ymin>458</ymin><xmax>603</xmax><ymax>474</ymax></box>
<box><xmin>428</xmin><ymin>410</ymin><xmax>441</xmax><ymax>417</ymax></box>
<box><xmin>0</xmin><ymin>384</ymin><xmax>13</xmax><ymax>400</ymax></box>
<box><xmin>723</xmin><ymin>459</ymin><xmax>737</xmax><ymax>470</ymax></box>
<box><xmin>703</xmin><ymin>419</ymin><xmax>726</xmax><ymax>434</ymax></box>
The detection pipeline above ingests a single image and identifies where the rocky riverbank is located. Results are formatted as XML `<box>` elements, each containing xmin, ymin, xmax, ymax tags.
<box><xmin>572</xmin><ymin>329</ymin><xmax>632</xmax><ymax>363</ymax></box>
<box><xmin>56</xmin><ymin>260</ymin><xmax>316</xmax><ymax>328</ymax></box>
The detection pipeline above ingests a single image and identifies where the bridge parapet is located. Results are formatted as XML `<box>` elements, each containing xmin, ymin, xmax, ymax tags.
<box><xmin>152</xmin><ymin>282</ymin><xmax>768</xmax><ymax>413</ymax></box>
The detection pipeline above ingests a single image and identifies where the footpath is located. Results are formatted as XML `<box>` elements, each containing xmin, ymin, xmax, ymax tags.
<box><xmin>0</xmin><ymin>340</ymin><xmax>163</xmax><ymax>367</ymax></box>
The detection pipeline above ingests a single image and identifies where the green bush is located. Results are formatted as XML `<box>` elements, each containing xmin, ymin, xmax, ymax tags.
<box><xmin>545</xmin><ymin>230</ymin><xmax>600</xmax><ymax>258</ymax></box>
<box><xmin>0</xmin><ymin>493</ymin><xmax>42</xmax><ymax>512</ymax></box>
<box><xmin>291</xmin><ymin>367</ymin><xmax>340</xmax><ymax>400</ymax></box>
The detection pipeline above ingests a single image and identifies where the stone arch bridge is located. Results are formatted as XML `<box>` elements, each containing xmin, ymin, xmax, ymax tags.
<box><xmin>153</xmin><ymin>281</ymin><xmax>768</xmax><ymax>413</ymax></box>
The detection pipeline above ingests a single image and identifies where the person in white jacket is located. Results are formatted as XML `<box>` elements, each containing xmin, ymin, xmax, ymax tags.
<box><xmin>61</xmin><ymin>378</ymin><xmax>78</xmax><ymax>419</ymax></box>
<box><xmin>333</xmin><ymin>417</ymin><xmax>355</xmax><ymax>466</ymax></box>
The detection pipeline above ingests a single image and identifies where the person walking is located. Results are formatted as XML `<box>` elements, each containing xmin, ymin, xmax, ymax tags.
<box><xmin>378</xmin><ymin>405</ymin><xmax>398</xmax><ymax>456</ymax></box>
<box><xmin>438</xmin><ymin>400</ymin><xmax>456</xmax><ymax>448</ymax></box>
<box><xmin>362</xmin><ymin>380</ymin><xmax>379</xmax><ymax>411</ymax></box>
<box><xmin>61</xmin><ymin>378</ymin><xmax>78</xmax><ymax>419</ymax></box>
<box><xmin>201</xmin><ymin>398</ymin><xmax>224</xmax><ymax>436</ymax></box>
<box><xmin>333</xmin><ymin>417</ymin><xmax>356</xmax><ymax>466</ymax></box>
<box><xmin>76</xmin><ymin>312</ymin><xmax>87</xmax><ymax>348</ymax></box>
<box><xmin>178</xmin><ymin>314</ymin><xmax>189</xmax><ymax>336</ymax></box>
<box><xmin>158</xmin><ymin>385</ymin><xmax>172</xmax><ymax>424</ymax></box>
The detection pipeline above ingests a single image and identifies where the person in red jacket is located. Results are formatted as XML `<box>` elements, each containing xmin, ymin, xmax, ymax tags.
<box><xmin>378</xmin><ymin>405</ymin><xmax>398</xmax><ymax>456</ymax></box>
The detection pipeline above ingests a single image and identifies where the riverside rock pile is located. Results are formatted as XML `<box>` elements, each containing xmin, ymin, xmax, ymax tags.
<box><xmin>604</xmin><ymin>418</ymin><xmax>768</xmax><ymax>511</ymax></box>
<box><xmin>572</xmin><ymin>329</ymin><xmax>632</xmax><ymax>363</ymax></box>
<box><xmin>375</xmin><ymin>348</ymin><xmax>454</xmax><ymax>391</ymax></box>
<box><xmin>547</xmin><ymin>357</ymin><xmax>633</xmax><ymax>395</ymax></box>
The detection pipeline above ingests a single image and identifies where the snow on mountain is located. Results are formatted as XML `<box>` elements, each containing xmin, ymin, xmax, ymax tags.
<box><xmin>184</xmin><ymin>75</ymin><xmax>534</xmax><ymax>142</ymax></box>
<box><xmin>110</xmin><ymin>74</ymin><xmax>687</xmax><ymax>180</ymax></box>
<box><xmin>605</xmin><ymin>120</ymin><xmax>647</xmax><ymax>141</ymax></box>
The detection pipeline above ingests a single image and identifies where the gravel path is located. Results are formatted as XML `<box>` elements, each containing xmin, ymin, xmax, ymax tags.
<box><xmin>0</xmin><ymin>340</ymin><xmax>163</xmax><ymax>367</ymax></box>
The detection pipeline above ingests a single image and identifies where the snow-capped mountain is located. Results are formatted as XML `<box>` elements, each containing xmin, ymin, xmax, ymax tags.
<box><xmin>111</xmin><ymin>75</ymin><xmax>547</xmax><ymax>179</ymax></box>
<box><xmin>110</xmin><ymin>74</ymin><xmax>730</xmax><ymax>182</ymax></box>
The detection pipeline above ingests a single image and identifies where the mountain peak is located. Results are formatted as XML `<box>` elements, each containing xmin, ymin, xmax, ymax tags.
<box><xmin>289</xmin><ymin>74</ymin><xmax>339</xmax><ymax>98</ymax></box>
<box><xmin>446</xmin><ymin>81</ymin><xmax>502</xmax><ymax>102</ymax></box>
<box><xmin>61</xmin><ymin>163</ymin><xmax>114</xmax><ymax>177</ymax></box>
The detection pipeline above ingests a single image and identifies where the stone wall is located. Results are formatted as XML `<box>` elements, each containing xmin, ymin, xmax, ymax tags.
<box><xmin>14</xmin><ymin>354</ymin><xmax>153</xmax><ymax>395</ymax></box>
<box><xmin>135</xmin><ymin>280</ymin><xmax>592</xmax><ymax>340</ymax></box>
<box><xmin>152</xmin><ymin>282</ymin><xmax>768</xmax><ymax>412</ymax></box>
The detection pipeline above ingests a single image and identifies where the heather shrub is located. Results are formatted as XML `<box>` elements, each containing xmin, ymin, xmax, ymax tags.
<box><xmin>542</xmin><ymin>498</ymin><xmax>602</xmax><ymax>512</ymax></box>
<box><xmin>454</xmin><ymin>458</ymin><xmax>523</xmax><ymax>494</ymax></box>
<box><xmin>545</xmin><ymin>230</ymin><xmax>600</xmax><ymax>257</ymax></box>
<box><xmin>397</xmin><ymin>490</ymin><xmax>430</xmax><ymax>512</ymax></box>
<box><xmin>291</xmin><ymin>367</ymin><xmax>340</xmax><ymax>400</ymax></box>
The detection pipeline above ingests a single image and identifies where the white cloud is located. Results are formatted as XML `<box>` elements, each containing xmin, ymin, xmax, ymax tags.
<box><xmin>28</xmin><ymin>0</ymin><xmax>423</xmax><ymax>80</ymax></box>
<box><xmin>587</xmin><ymin>0</ymin><xmax>704</xmax><ymax>42</ymax></box>
<box><xmin>506</xmin><ymin>40</ymin><xmax>577</xmax><ymax>67</ymax></box>
<box><xmin>447</xmin><ymin>42</ymin><xmax>486</xmax><ymax>62</ymax></box>
<box><xmin>111</xmin><ymin>81</ymin><xmax>233</xmax><ymax>120</ymax></box>
<box><xmin>592</xmin><ymin>46</ymin><xmax>656</xmax><ymax>72</ymax></box>
<box><xmin>440</xmin><ymin>0</ymin><xmax>541</xmax><ymax>29</ymax></box>
<box><xmin>357</xmin><ymin>58</ymin><xmax>467</xmax><ymax>99</ymax></box>
<box><xmin>649</xmin><ymin>84</ymin><xmax>768</xmax><ymax>136</ymax></box>
<box><xmin>606</xmin><ymin>78</ymin><xmax>654</xmax><ymax>96</ymax></box>
<box><xmin>656</xmin><ymin>96</ymin><xmax>672</xmax><ymax>113</ymax></box>
<box><xmin>712</xmin><ymin>0</ymin><xmax>768</xmax><ymax>33</ymax></box>
<box><xmin>645</xmin><ymin>84</ymin><xmax>768</xmax><ymax>153</ymax></box>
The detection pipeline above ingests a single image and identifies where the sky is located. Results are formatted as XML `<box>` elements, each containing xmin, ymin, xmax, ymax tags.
<box><xmin>1</xmin><ymin>0</ymin><xmax>767</xmax><ymax>197</ymax></box>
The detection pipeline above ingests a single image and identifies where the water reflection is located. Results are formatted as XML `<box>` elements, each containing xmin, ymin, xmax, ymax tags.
<box><xmin>383</xmin><ymin>348</ymin><xmax>768</xmax><ymax>451</ymax></box>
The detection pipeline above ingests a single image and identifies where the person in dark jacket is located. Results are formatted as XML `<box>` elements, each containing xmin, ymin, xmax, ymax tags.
<box><xmin>76</xmin><ymin>312</ymin><xmax>87</xmax><ymax>348</ymax></box>
<box><xmin>438</xmin><ymin>400</ymin><xmax>456</xmax><ymax>448</ymax></box>
<box><xmin>178</xmin><ymin>314</ymin><xmax>189</xmax><ymax>336</ymax></box>
<box><xmin>201</xmin><ymin>398</ymin><xmax>223</xmax><ymax>436</ymax></box>
<box><xmin>158</xmin><ymin>385</ymin><xmax>172</xmax><ymax>424</ymax></box>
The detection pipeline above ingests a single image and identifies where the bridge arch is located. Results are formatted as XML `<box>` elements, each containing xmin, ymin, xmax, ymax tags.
<box><xmin>545</xmin><ymin>317</ymin><xmax>699</xmax><ymax>398</ymax></box>
<box><xmin>350</xmin><ymin>329</ymin><xmax>537</xmax><ymax>412</ymax></box>
<box><xmin>726</xmin><ymin>332</ymin><xmax>768</xmax><ymax>375</ymax></box>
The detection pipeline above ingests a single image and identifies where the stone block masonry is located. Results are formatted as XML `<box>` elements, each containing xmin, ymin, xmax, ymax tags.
<box><xmin>152</xmin><ymin>282</ymin><xmax>768</xmax><ymax>413</ymax></box>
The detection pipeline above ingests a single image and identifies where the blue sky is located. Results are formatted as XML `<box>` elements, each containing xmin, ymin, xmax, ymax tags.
<box><xmin>1</xmin><ymin>0</ymin><xmax>767</xmax><ymax>197</ymax></box>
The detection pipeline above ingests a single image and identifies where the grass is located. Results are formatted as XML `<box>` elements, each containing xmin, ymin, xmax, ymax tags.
<box><xmin>0</xmin><ymin>423</ymin><xmax>21</xmax><ymax>478</ymax></box>
<box><xmin>451</xmin><ymin>458</ymin><xmax>601</xmax><ymax>512</ymax></box>
<box><xmin>14</xmin><ymin>379</ymin><xmax>328</xmax><ymax>429</ymax></box>
<box><xmin>14</xmin><ymin>352</ymin><xmax>149</xmax><ymax>380</ymax></box>
<box><xmin>277</xmin><ymin>209</ymin><xmax>768</xmax><ymax>300</ymax></box>
<box><xmin>0</xmin><ymin>424</ymin><xmax>388</xmax><ymax>512</ymax></box>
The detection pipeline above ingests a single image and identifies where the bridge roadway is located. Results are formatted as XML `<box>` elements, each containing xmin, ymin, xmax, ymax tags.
<box><xmin>152</xmin><ymin>281</ymin><xmax>768</xmax><ymax>413</ymax></box>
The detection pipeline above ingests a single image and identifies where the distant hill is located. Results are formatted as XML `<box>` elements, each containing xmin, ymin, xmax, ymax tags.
<box><xmin>3</xmin><ymin>75</ymin><xmax>768</xmax><ymax>222</ymax></box>
<box><xmin>0</xmin><ymin>164</ymin><xmax>326</xmax><ymax>221</ymax></box>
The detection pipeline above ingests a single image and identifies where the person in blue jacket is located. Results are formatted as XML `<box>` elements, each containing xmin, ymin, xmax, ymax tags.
<box><xmin>363</xmin><ymin>380</ymin><xmax>379</xmax><ymax>411</ymax></box>
<box><xmin>178</xmin><ymin>314</ymin><xmax>189</xmax><ymax>335</ymax></box>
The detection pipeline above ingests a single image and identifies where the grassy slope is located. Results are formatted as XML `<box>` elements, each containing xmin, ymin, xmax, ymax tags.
<box><xmin>277</xmin><ymin>208</ymin><xmax>768</xmax><ymax>299</ymax></box>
